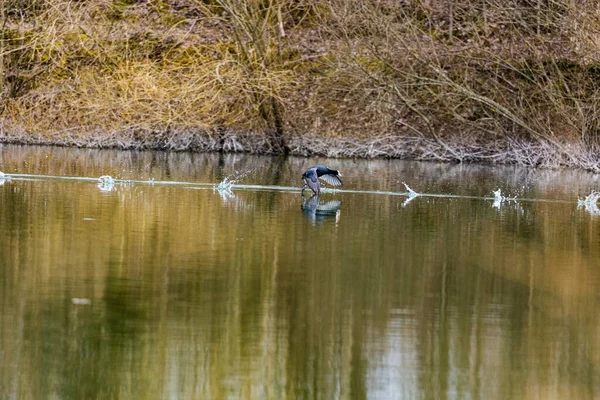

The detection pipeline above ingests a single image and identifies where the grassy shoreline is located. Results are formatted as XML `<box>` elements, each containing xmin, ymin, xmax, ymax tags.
<box><xmin>2</xmin><ymin>1</ymin><xmax>600</xmax><ymax>170</ymax></box>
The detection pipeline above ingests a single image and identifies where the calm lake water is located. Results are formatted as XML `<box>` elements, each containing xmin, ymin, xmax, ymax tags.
<box><xmin>1</xmin><ymin>144</ymin><xmax>600</xmax><ymax>399</ymax></box>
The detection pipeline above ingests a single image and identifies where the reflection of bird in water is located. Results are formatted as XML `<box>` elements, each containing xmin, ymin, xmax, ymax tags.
<box><xmin>302</xmin><ymin>194</ymin><xmax>342</xmax><ymax>224</ymax></box>
<box><xmin>301</xmin><ymin>165</ymin><xmax>342</xmax><ymax>195</ymax></box>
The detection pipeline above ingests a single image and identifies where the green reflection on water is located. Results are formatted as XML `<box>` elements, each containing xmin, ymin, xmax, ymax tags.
<box><xmin>1</xmin><ymin>145</ymin><xmax>600</xmax><ymax>399</ymax></box>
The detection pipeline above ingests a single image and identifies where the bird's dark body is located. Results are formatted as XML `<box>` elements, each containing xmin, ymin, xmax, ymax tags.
<box><xmin>301</xmin><ymin>165</ymin><xmax>343</xmax><ymax>194</ymax></box>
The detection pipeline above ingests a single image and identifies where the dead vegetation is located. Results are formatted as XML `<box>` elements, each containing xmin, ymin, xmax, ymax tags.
<box><xmin>2</xmin><ymin>0</ymin><xmax>600</xmax><ymax>169</ymax></box>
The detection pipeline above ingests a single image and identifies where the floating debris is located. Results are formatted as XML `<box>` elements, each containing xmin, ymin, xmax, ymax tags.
<box><xmin>71</xmin><ymin>298</ymin><xmax>91</xmax><ymax>305</ymax></box>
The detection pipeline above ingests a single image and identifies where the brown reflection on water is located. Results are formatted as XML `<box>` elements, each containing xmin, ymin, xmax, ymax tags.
<box><xmin>1</xmin><ymin>145</ymin><xmax>600</xmax><ymax>399</ymax></box>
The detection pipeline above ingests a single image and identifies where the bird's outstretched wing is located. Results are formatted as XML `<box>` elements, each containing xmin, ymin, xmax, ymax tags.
<box><xmin>304</xmin><ymin>169</ymin><xmax>320</xmax><ymax>193</ymax></box>
<box><xmin>319</xmin><ymin>173</ymin><xmax>343</xmax><ymax>187</ymax></box>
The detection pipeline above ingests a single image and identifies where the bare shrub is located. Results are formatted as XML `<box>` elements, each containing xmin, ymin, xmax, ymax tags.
<box><xmin>3</xmin><ymin>0</ymin><xmax>600</xmax><ymax>167</ymax></box>
<box><xmin>312</xmin><ymin>0</ymin><xmax>600</xmax><ymax>165</ymax></box>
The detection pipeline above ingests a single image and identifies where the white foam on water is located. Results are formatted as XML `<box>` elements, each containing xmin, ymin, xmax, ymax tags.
<box><xmin>98</xmin><ymin>175</ymin><xmax>116</xmax><ymax>192</ymax></box>
<box><xmin>399</xmin><ymin>182</ymin><xmax>419</xmax><ymax>207</ymax></box>
<box><xmin>492</xmin><ymin>189</ymin><xmax>518</xmax><ymax>209</ymax></box>
<box><xmin>578</xmin><ymin>191</ymin><xmax>600</xmax><ymax>205</ymax></box>
<box><xmin>578</xmin><ymin>191</ymin><xmax>600</xmax><ymax>216</ymax></box>
<box><xmin>0</xmin><ymin>171</ymin><xmax>11</xmax><ymax>185</ymax></box>
<box><xmin>215</xmin><ymin>169</ymin><xmax>257</xmax><ymax>201</ymax></box>
<box><xmin>216</xmin><ymin>177</ymin><xmax>236</xmax><ymax>202</ymax></box>
<box><xmin>2</xmin><ymin>173</ymin><xmax>581</xmax><ymax>207</ymax></box>
<box><xmin>403</xmin><ymin>182</ymin><xmax>419</xmax><ymax>197</ymax></box>
<box><xmin>217</xmin><ymin>177</ymin><xmax>235</xmax><ymax>192</ymax></box>
<box><xmin>98</xmin><ymin>175</ymin><xmax>115</xmax><ymax>184</ymax></box>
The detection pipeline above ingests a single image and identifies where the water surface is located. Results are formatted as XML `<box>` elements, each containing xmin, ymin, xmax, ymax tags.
<box><xmin>1</xmin><ymin>144</ymin><xmax>600</xmax><ymax>399</ymax></box>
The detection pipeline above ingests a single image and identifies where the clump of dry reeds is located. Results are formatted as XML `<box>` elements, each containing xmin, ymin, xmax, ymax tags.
<box><xmin>2</xmin><ymin>0</ymin><xmax>600</xmax><ymax>169</ymax></box>
<box><xmin>1</xmin><ymin>0</ymin><xmax>305</xmax><ymax>150</ymax></box>
<box><xmin>310</xmin><ymin>0</ymin><xmax>600</xmax><ymax>169</ymax></box>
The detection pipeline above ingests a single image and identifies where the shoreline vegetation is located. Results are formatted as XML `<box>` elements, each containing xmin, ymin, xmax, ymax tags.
<box><xmin>2</xmin><ymin>1</ymin><xmax>600</xmax><ymax>170</ymax></box>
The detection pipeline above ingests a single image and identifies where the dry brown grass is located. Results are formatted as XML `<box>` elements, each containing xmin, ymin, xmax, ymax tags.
<box><xmin>2</xmin><ymin>0</ymin><xmax>600</xmax><ymax>168</ymax></box>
